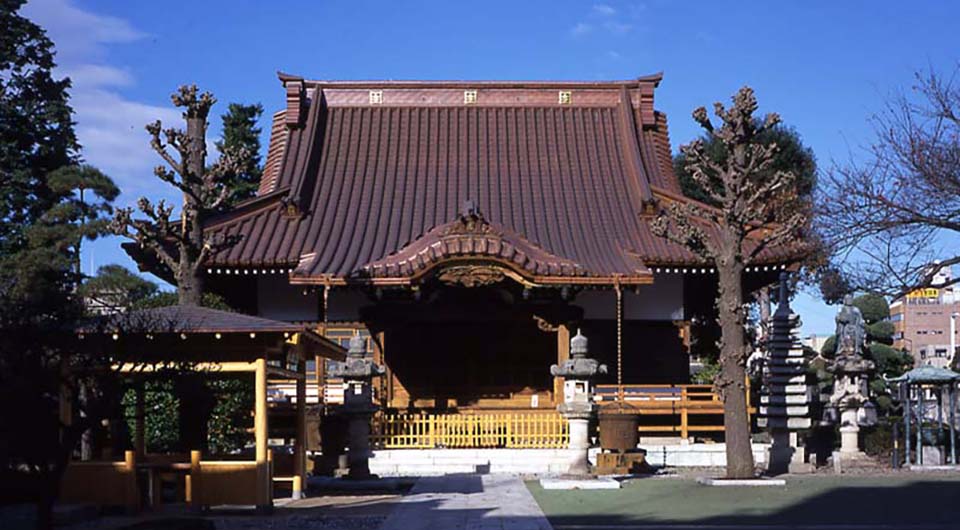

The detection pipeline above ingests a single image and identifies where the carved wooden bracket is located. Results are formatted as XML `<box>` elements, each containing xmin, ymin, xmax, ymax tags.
<box><xmin>532</xmin><ymin>315</ymin><xmax>560</xmax><ymax>333</ymax></box>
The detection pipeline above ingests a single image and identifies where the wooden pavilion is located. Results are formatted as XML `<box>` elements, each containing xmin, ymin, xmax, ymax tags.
<box><xmin>64</xmin><ymin>305</ymin><xmax>345</xmax><ymax>509</ymax></box>
<box><xmin>127</xmin><ymin>74</ymin><xmax>801</xmax><ymax>449</ymax></box>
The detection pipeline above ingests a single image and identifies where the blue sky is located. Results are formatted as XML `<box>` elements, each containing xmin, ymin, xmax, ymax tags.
<box><xmin>21</xmin><ymin>0</ymin><xmax>960</xmax><ymax>335</ymax></box>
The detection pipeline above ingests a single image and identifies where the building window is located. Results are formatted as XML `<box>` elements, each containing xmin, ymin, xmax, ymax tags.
<box><xmin>464</xmin><ymin>90</ymin><xmax>477</xmax><ymax>104</ymax></box>
<box><xmin>558</xmin><ymin>90</ymin><xmax>572</xmax><ymax>104</ymax></box>
<box><xmin>369</xmin><ymin>90</ymin><xmax>383</xmax><ymax>104</ymax></box>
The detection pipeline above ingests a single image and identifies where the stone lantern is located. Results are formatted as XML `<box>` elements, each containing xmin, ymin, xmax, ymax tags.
<box><xmin>329</xmin><ymin>334</ymin><xmax>385</xmax><ymax>479</ymax></box>
<box><xmin>550</xmin><ymin>329</ymin><xmax>607</xmax><ymax>475</ymax></box>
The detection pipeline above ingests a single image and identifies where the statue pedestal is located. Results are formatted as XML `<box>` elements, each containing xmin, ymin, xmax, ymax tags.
<box><xmin>828</xmin><ymin>357</ymin><xmax>875</xmax><ymax>459</ymax></box>
<box><xmin>839</xmin><ymin>407</ymin><xmax>862</xmax><ymax>456</ymax></box>
<box><xmin>559</xmin><ymin>405</ymin><xmax>593</xmax><ymax>476</ymax></box>
<box><xmin>770</xmin><ymin>430</ymin><xmax>814</xmax><ymax>474</ymax></box>
<box><xmin>343</xmin><ymin>409</ymin><xmax>375</xmax><ymax>479</ymax></box>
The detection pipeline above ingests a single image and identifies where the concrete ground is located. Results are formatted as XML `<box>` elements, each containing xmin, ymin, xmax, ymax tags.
<box><xmin>51</xmin><ymin>474</ymin><xmax>549</xmax><ymax>530</ymax></box>
<box><xmin>379</xmin><ymin>474</ymin><xmax>551</xmax><ymax>530</ymax></box>
<box><xmin>527</xmin><ymin>472</ymin><xmax>960</xmax><ymax>529</ymax></box>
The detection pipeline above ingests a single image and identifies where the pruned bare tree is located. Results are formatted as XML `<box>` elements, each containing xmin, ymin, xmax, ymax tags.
<box><xmin>651</xmin><ymin>87</ymin><xmax>809</xmax><ymax>479</ymax></box>
<box><xmin>819</xmin><ymin>67</ymin><xmax>960</xmax><ymax>297</ymax></box>
<box><xmin>111</xmin><ymin>86</ymin><xmax>243</xmax><ymax>305</ymax></box>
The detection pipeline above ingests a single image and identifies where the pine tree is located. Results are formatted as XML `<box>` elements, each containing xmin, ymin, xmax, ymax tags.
<box><xmin>215</xmin><ymin>102</ymin><xmax>263</xmax><ymax>205</ymax></box>
<box><xmin>0</xmin><ymin>3</ymin><xmax>117</xmax><ymax>527</ymax></box>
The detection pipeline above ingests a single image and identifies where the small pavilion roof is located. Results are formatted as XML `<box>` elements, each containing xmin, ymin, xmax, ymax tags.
<box><xmin>889</xmin><ymin>365</ymin><xmax>960</xmax><ymax>384</ymax></box>
<box><xmin>77</xmin><ymin>305</ymin><xmax>346</xmax><ymax>361</ymax></box>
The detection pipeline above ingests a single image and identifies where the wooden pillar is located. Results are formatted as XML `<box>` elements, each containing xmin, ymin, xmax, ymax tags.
<box><xmin>189</xmin><ymin>450</ymin><xmax>202</xmax><ymax>509</ymax></box>
<box><xmin>124</xmin><ymin>450</ymin><xmax>138</xmax><ymax>513</ymax></box>
<box><xmin>315</xmin><ymin>354</ymin><xmax>325</xmax><ymax>406</ymax></box>
<box><xmin>376</xmin><ymin>331</ymin><xmax>390</xmax><ymax>406</ymax></box>
<box><xmin>554</xmin><ymin>325</ymin><xmax>570</xmax><ymax>405</ymax></box>
<box><xmin>254</xmin><ymin>357</ymin><xmax>270</xmax><ymax>511</ymax></box>
<box><xmin>134</xmin><ymin>381</ymin><xmax>146</xmax><ymax>455</ymax></box>
<box><xmin>293</xmin><ymin>359</ymin><xmax>307</xmax><ymax>500</ymax></box>
<box><xmin>616</xmin><ymin>282</ymin><xmax>624</xmax><ymax>405</ymax></box>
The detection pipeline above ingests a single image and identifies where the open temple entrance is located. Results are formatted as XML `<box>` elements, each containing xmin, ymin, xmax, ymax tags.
<box><xmin>364</xmin><ymin>284</ymin><xmax>581</xmax><ymax>411</ymax></box>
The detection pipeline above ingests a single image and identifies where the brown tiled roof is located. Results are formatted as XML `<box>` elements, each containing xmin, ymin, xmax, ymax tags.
<box><xmin>257</xmin><ymin>110</ymin><xmax>288</xmax><ymax>196</ymax></box>
<box><xmin>197</xmin><ymin>74</ymin><xmax>799</xmax><ymax>286</ymax></box>
<box><xmin>76</xmin><ymin>305</ymin><xmax>347</xmax><ymax>360</ymax></box>
<box><xmin>79</xmin><ymin>305</ymin><xmax>313</xmax><ymax>334</ymax></box>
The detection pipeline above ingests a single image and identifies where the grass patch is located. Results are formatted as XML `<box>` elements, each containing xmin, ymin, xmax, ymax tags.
<box><xmin>528</xmin><ymin>475</ymin><xmax>960</xmax><ymax>526</ymax></box>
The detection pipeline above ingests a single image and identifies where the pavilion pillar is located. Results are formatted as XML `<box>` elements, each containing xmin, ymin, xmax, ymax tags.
<box><xmin>902</xmin><ymin>383</ymin><xmax>912</xmax><ymax>465</ymax></box>
<box><xmin>134</xmin><ymin>381</ymin><xmax>146</xmax><ymax>455</ymax></box>
<box><xmin>949</xmin><ymin>384</ymin><xmax>957</xmax><ymax>465</ymax></box>
<box><xmin>917</xmin><ymin>386</ymin><xmax>924</xmax><ymax>465</ymax></box>
<box><xmin>293</xmin><ymin>358</ymin><xmax>307</xmax><ymax>499</ymax></box>
<box><xmin>554</xmin><ymin>325</ymin><xmax>570</xmax><ymax>405</ymax></box>
<box><xmin>254</xmin><ymin>357</ymin><xmax>271</xmax><ymax>512</ymax></box>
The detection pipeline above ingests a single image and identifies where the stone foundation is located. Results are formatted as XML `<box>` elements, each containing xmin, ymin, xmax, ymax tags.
<box><xmin>366</xmin><ymin>443</ymin><xmax>770</xmax><ymax>476</ymax></box>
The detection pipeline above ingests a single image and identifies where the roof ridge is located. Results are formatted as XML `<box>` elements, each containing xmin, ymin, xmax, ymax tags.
<box><xmin>278</xmin><ymin>71</ymin><xmax>664</xmax><ymax>89</ymax></box>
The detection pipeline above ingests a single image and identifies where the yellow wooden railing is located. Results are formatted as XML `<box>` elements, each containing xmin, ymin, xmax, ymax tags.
<box><xmin>371</xmin><ymin>412</ymin><xmax>569</xmax><ymax>449</ymax></box>
<box><xmin>595</xmin><ymin>382</ymin><xmax>755</xmax><ymax>440</ymax></box>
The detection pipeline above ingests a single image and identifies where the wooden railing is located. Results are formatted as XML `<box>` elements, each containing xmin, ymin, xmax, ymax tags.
<box><xmin>371</xmin><ymin>411</ymin><xmax>569</xmax><ymax>449</ymax></box>
<box><xmin>595</xmin><ymin>383</ymin><xmax>755</xmax><ymax>439</ymax></box>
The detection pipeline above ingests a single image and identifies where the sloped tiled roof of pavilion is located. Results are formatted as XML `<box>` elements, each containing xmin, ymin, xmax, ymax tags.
<box><xmin>182</xmin><ymin>73</ymin><xmax>802</xmax><ymax>287</ymax></box>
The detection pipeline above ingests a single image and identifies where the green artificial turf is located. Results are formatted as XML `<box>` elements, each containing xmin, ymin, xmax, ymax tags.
<box><xmin>528</xmin><ymin>475</ymin><xmax>960</xmax><ymax>527</ymax></box>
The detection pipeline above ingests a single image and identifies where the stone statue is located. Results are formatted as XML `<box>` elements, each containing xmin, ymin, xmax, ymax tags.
<box><xmin>834</xmin><ymin>294</ymin><xmax>866</xmax><ymax>358</ymax></box>
<box><xmin>827</xmin><ymin>296</ymin><xmax>876</xmax><ymax>461</ymax></box>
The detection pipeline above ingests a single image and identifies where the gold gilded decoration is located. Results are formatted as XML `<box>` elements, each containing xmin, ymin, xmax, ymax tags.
<box><xmin>437</xmin><ymin>265</ymin><xmax>505</xmax><ymax>287</ymax></box>
<box><xmin>533</xmin><ymin>315</ymin><xmax>560</xmax><ymax>333</ymax></box>
<box><xmin>444</xmin><ymin>201</ymin><xmax>496</xmax><ymax>236</ymax></box>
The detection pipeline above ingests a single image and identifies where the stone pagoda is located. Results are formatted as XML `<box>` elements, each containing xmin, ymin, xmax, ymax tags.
<box><xmin>759</xmin><ymin>273</ymin><xmax>813</xmax><ymax>474</ymax></box>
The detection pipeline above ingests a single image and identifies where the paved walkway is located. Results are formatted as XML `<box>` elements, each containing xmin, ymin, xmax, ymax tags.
<box><xmin>380</xmin><ymin>474</ymin><xmax>552</xmax><ymax>530</ymax></box>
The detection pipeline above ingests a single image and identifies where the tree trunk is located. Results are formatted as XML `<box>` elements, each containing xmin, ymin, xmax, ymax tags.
<box><xmin>758</xmin><ymin>285</ymin><xmax>771</xmax><ymax>343</ymax></box>
<box><xmin>176</xmin><ymin>113</ymin><xmax>208</xmax><ymax>307</ymax></box>
<box><xmin>716</xmin><ymin>255</ymin><xmax>755</xmax><ymax>479</ymax></box>
<box><xmin>177</xmin><ymin>263</ymin><xmax>203</xmax><ymax>306</ymax></box>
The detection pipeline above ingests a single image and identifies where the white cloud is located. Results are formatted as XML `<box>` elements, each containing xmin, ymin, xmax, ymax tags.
<box><xmin>593</xmin><ymin>4</ymin><xmax>616</xmax><ymax>16</ymax></box>
<box><xmin>570</xmin><ymin>22</ymin><xmax>593</xmax><ymax>36</ymax></box>
<box><xmin>62</xmin><ymin>64</ymin><xmax>135</xmax><ymax>88</ymax></box>
<box><xmin>20</xmin><ymin>0</ymin><xmax>181</xmax><ymax>206</ymax></box>
<box><xmin>22</xmin><ymin>0</ymin><xmax>144</xmax><ymax>63</ymax></box>
<box><xmin>603</xmin><ymin>21</ymin><xmax>633</xmax><ymax>34</ymax></box>
<box><xmin>571</xmin><ymin>3</ymin><xmax>634</xmax><ymax>39</ymax></box>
